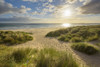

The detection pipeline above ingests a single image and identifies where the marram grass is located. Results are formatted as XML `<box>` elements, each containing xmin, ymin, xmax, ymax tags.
<box><xmin>46</xmin><ymin>25</ymin><xmax>100</xmax><ymax>42</ymax></box>
<box><xmin>71</xmin><ymin>43</ymin><xmax>99</xmax><ymax>55</ymax></box>
<box><xmin>0</xmin><ymin>46</ymin><xmax>86</xmax><ymax>67</ymax></box>
<box><xmin>0</xmin><ymin>31</ymin><xmax>33</xmax><ymax>45</ymax></box>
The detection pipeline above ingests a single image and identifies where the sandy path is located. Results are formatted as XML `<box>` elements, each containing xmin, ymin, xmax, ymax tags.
<box><xmin>11</xmin><ymin>28</ymin><xmax>100</xmax><ymax>67</ymax></box>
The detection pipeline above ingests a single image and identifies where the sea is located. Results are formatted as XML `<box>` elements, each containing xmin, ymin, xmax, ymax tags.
<box><xmin>0</xmin><ymin>23</ymin><xmax>100</xmax><ymax>30</ymax></box>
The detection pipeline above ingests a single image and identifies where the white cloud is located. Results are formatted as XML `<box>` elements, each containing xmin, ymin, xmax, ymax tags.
<box><xmin>32</xmin><ymin>3</ymin><xmax>55</xmax><ymax>16</ymax></box>
<box><xmin>67</xmin><ymin>0</ymin><xmax>77</xmax><ymax>3</ymax></box>
<box><xmin>0</xmin><ymin>0</ymin><xmax>4</xmax><ymax>3</ymax></box>
<box><xmin>32</xmin><ymin>11</ymin><xmax>41</xmax><ymax>15</ymax></box>
<box><xmin>23</xmin><ymin>0</ymin><xmax>38</xmax><ymax>2</ymax></box>
<box><xmin>22</xmin><ymin>0</ymin><xmax>53</xmax><ymax>2</ymax></box>
<box><xmin>0</xmin><ymin>1</ymin><xmax>31</xmax><ymax>15</ymax></box>
<box><xmin>79</xmin><ymin>0</ymin><xmax>91</xmax><ymax>5</ymax></box>
<box><xmin>48</xmin><ymin>0</ymin><xmax>53</xmax><ymax>2</ymax></box>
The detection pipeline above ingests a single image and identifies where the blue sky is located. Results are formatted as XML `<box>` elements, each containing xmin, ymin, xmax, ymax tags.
<box><xmin>0</xmin><ymin>0</ymin><xmax>100</xmax><ymax>23</ymax></box>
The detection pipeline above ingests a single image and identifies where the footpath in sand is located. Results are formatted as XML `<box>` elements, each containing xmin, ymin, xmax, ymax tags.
<box><xmin>11</xmin><ymin>28</ymin><xmax>100</xmax><ymax>67</ymax></box>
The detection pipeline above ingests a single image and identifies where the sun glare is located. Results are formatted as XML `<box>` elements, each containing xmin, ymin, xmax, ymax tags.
<box><xmin>63</xmin><ymin>9</ymin><xmax>72</xmax><ymax>17</ymax></box>
<box><xmin>62</xmin><ymin>23</ymin><xmax>71</xmax><ymax>27</ymax></box>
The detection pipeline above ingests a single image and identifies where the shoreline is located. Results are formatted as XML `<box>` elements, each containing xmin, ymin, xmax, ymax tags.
<box><xmin>0</xmin><ymin>27</ymin><xmax>62</xmax><ymax>31</ymax></box>
<box><xmin>0</xmin><ymin>23</ymin><xmax>100</xmax><ymax>31</ymax></box>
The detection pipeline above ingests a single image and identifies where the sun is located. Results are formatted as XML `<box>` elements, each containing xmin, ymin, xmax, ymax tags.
<box><xmin>62</xmin><ymin>9</ymin><xmax>72</xmax><ymax>17</ymax></box>
<box><xmin>62</xmin><ymin>23</ymin><xmax>71</xmax><ymax>27</ymax></box>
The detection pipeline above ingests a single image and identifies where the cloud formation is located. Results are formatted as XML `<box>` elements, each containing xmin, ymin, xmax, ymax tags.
<box><xmin>23</xmin><ymin>0</ymin><xmax>53</xmax><ymax>2</ymax></box>
<box><xmin>32</xmin><ymin>2</ymin><xmax>55</xmax><ymax>15</ymax></box>
<box><xmin>0</xmin><ymin>1</ymin><xmax>31</xmax><ymax>15</ymax></box>
<box><xmin>79</xmin><ymin>0</ymin><xmax>100</xmax><ymax>14</ymax></box>
<box><xmin>67</xmin><ymin>0</ymin><xmax>77</xmax><ymax>3</ymax></box>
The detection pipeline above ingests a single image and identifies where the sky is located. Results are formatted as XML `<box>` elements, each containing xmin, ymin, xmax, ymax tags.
<box><xmin>0</xmin><ymin>0</ymin><xmax>100</xmax><ymax>23</ymax></box>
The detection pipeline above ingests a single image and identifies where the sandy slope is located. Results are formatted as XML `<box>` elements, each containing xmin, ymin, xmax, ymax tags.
<box><xmin>10</xmin><ymin>28</ymin><xmax>100</xmax><ymax>67</ymax></box>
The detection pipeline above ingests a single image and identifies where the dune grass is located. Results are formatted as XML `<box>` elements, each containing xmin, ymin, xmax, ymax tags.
<box><xmin>46</xmin><ymin>25</ymin><xmax>100</xmax><ymax>55</ymax></box>
<box><xmin>46</xmin><ymin>25</ymin><xmax>100</xmax><ymax>42</ymax></box>
<box><xmin>0</xmin><ymin>46</ymin><xmax>38</xmax><ymax>67</ymax></box>
<box><xmin>0</xmin><ymin>46</ymin><xmax>84</xmax><ymax>67</ymax></box>
<box><xmin>0</xmin><ymin>45</ymin><xmax>14</xmax><ymax>67</ymax></box>
<box><xmin>71</xmin><ymin>43</ymin><xmax>99</xmax><ymax>55</ymax></box>
<box><xmin>35</xmin><ymin>48</ymin><xmax>80</xmax><ymax>67</ymax></box>
<box><xmin>0</xmin><ymin>31</ymin><xmax>33</xmax><ymax>45</ymax></box>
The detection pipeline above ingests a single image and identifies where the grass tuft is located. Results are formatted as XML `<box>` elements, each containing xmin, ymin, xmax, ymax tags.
<box><xmin>0</xmin><ymin>31</ymin><xmax>33</xmax><ymax>45</ymax></box>
<box><xmin>71</xmin><ymin>43</ymin><xmax>99</xmax><ymax>55</ymax></box>
<box><xmin>35</xmin><ymin>48</ymin><xmax>79</xmax><ymax>67</ymax></box>
<box><xmin>11</xmin><ymin>49</ymin><xmax>30</xmax><ymax>63</ymax></box>
<box><xmin>46</xmin><ymin>25</ymin><xmax>100</xmax><ymax>42</ymax></box>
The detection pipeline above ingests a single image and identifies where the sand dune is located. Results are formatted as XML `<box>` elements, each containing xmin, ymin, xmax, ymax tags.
<box><xmin>9</xmin><ymin>28</ymin><xmax>100</xmax><ymax>67</ymax></box>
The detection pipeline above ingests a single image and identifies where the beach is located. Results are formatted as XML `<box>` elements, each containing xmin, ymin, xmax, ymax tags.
<box><xmin>0</xmin><ymin>27</ymin><xmax>100</xmax><ymax>67</ymax></box>
<box><xmin>3</xmin><ymin>28</ymin><xmax>99</xmax><ymax>67</ymax></box>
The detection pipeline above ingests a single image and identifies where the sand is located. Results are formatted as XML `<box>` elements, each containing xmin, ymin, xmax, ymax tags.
<box><xmin>7</xmin><ymin>28</ymin><xmax>100</xmax><ymax>67</ymax></box>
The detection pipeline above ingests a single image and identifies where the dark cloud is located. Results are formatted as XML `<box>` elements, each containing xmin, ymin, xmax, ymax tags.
<box><xmin>79</xmin><ymin>0</ymin><xmax>100</xmax><ymax>14</ymax></box>
<box><xmin>0</xmin><ymin>1</ymin><xmax>31</xmax><ymax>14</ymax></box>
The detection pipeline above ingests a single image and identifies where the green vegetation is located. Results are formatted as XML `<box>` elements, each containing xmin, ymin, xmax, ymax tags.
<box><xmin>11</xmin><ymin>48</ymin><xmax>31</xmax><ymax>63</ymax></box>
<box><xmin>0</xmin><ymin>46</ymin><xmax>38</xmax><ymax>67</ymax></box>
<box><xmin>46</xmin><ymin>28</ymin><xmax>68</xmax><ymax>37</ymax></box>
<box><xmin>35</xmin><ymin>48</ymin><xmax>79</xmax><ymax>67</ymax></box>
<box><xmin>46</xmin><ymin>25</ymin><xmax>100</xmax><ymax>55</ymax></box>
<box><xmin>0</xmin><ymin>31</ymin><xmax>33</xmax><ymax>45</ymax></box>
<box><xmin>46</xmin><ymin>25</ymin><xmax>100</xmax><ymax>42</ymax></box>
<box><xmin>0</xmin><ymin>46</ymin><xmax>83</xmax><ymax>67</ymax></box>
<box><xmin>0</xmin><ymin>45</ymin><xmax>14</xmax><ymax>67</ymax></box>
<box><xmin>71</xmin><ymin>43</ymin><xmax>99</xmax><ymax>55</ymax></box>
